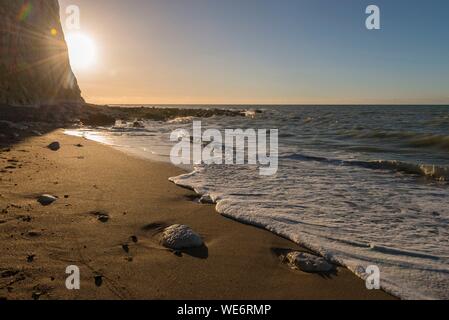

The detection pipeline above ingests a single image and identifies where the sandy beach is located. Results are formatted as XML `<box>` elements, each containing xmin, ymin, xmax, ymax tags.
<box><xmin>1</xmin><ymin>0</ymin><xmax>447</xmax><ymax>303</ymax></box>
<box><xmin>0</xmin><ymin>130</ymin><xmax>394</xmax><ymax>300</ymax></box>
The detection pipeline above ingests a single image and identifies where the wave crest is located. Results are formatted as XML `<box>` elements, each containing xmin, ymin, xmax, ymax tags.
<box><xmin>283</xmin><ymin>153</ymin><xmax>449</xmax><ymax>182</ymax></box>
<box><xmin>344</xmin><ymin>130</ymin><xmax>449</xmax><ymax>152</ymax></box>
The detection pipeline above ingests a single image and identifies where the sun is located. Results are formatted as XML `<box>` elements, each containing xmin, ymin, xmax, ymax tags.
<box><xmin>65</xmin><ymin>33</ymin><xmax>97</xmax><ymax>71</ymax></box>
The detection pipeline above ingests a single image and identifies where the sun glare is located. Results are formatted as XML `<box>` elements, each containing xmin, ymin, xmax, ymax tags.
<box><xmin>66</xmin><ymin>33</ymin><xmax>97</xmax><ymax>71</ymax></box>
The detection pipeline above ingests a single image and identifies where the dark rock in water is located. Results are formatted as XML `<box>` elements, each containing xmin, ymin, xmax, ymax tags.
<box><xmin>37</xmin><ymin>194</ymin><xmax>57</xmax><ymax>206</ymax></box>
<box><xmin>130</xmin><ymin>235</ymin><xmax>138</xmax><ymax>243</ymax></box>
<box><xmin>80</xmin><ymin>112</ymin><xmax>116</xmax><ymax>126</ymax></box>
<box><xmin>199</xmin><ymin>195</ymin><xmax>215</xmax><ymax>204</ymax></box>
<box><xmin>284</xmin><ymin>251</ymin><xmax>334</xmax><ymax>273</ymax></box>
<box><xmin>161</xmin><ymin>224</ymin><xmax>203</xmax><ymax>250</ymax></box>
<box><xmin>0</xmin><ymin>0</ymin><xmax>84</xmax><ymax>106</ymax></box>
<box><xmin>47</xmin><ymin>142</ymin><xmax>60</xmax><ymax>151</ymax></box>
<box><xmin>132</xmin><ymin>120</ymin><xmax>145</xmax><ymax>128</ymax></box>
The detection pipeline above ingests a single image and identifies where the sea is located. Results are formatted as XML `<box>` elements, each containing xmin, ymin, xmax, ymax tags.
<box><xmin>66</xmin><ymin>105</ymin><xmax>449</xmax><ymax>300</ymax></box>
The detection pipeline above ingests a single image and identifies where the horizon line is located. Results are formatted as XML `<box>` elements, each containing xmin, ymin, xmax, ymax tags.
<box><xmin>102</xmin><ymin>103</ymin><xmax>449</xmax><ymax>107</ymax></box>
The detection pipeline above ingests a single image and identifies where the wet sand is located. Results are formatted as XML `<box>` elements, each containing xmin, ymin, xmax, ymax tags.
<box><xmin>0</xmin><ymin>130</ymin><xmax>394</xmax><ymax>300</ymax></box>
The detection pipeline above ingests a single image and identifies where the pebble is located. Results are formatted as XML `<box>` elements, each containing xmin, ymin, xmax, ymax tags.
<box><xmin>47</xmin><ymin>142</ymin><xmax>60</xmax><ymax>151</ymax></box>
<box><xmin>37</xmin><ymin>194</ymin><xmax>57</xmax><ymax>206</ymax></box>
<box><xmin>285</xmin><ymin>252</ymin><xmax>334</xmax><ymax>273</ymax></box>
<box><xmin>160</xmin><ymin>224</ymin><xmax>203</xmax><ymax>250</ymax></box>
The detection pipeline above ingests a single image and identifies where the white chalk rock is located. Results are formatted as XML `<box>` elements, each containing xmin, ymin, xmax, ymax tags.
<box><xmin>37</xmin><ymin>194</ymin><xmax>57</xmax><ymax>206</ymax></box>
<box><xmin>161</xmin><ymin>224</ymin><xmax>203</xmax><ymax>250</ymax></box>
<box><xmin>286</xmin><ymin>252</ymin><xmax>333</xmax><ymax>273</ymax></box>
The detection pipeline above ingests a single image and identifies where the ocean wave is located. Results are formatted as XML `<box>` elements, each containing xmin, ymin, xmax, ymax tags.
<box><xmin>241</xmin><ymin>110</ymin><xmax>257</xmax><ymax>118</ymax></box>
<box><xmin>343</xmin><ymin>130</ymin><xmax>449</xmax><ymax>151</ymax></box>
<box><xmin>369</xmin><ymin>161</ymin><xmax>449</xmax><ymax>182</ymax></box>
<box><xmin>167</xmin><ymin>116</ymin><xmax>195</xmax><ymax>124</ymax></box>
<box><xmin>283</xmin><ymin>153</ymin><xmax>449</xmax><ymax>182</ymax></box>
<box><xmin>368</xmin><ymin>244</ymin><xmax>442</xmax><ymax>260</ymax></box>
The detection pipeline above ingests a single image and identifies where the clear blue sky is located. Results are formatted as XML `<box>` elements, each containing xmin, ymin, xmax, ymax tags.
<box><xmin>59</xmin><ymin>0</ymin><xmax>449</xmax><ymax>104</ymax></box>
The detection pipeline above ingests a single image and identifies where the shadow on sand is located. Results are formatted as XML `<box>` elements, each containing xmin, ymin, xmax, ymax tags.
<box><xmin>176</xmin><ymin>245</ymin><xmax>209</xmax><ymax>260</ymax></box>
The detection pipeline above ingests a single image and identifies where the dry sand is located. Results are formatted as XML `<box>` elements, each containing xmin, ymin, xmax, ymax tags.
<box><xmin>0</xmin><ymin>130</ymin><xmax>394</xmax><ymax>300</ymax></box>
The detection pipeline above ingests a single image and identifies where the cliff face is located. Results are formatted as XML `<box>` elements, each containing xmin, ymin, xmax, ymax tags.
<box><xmin>0</xmin><ymin>0</ymin><xmax>84</xmax><ymax>106</ymax></box>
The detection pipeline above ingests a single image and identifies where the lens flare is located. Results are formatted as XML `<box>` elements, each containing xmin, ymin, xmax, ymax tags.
<box><xmin>17</xmin><ymin>2</ymin><xmax>32</xmax><ymax>22</ymax></box>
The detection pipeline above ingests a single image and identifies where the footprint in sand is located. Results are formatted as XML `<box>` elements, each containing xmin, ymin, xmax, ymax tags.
<box><xmin>121</xmin><ymin>244</ymin><xmax>130</xmax><ymax>253</ymax></box>
<box><xmin>17</xmin><ymin>215</ymin><xmax>32</xmax><ymax>222</ymax></box>
<box><xmin>1</xmin><ymin>269</ymin><xmax>20</xmax><ymax>278</ymax></box>
<box><xmin>26</xmin><ymin>230</ymin><xmax>41</xmax><ymax>238</ymax></box>
<box><xmin>141</xmin><ymin>222</ymin><xmax>169</xmax><ymax>234</ymax></box>
<box><xmin>94</xmin><ymin>275</ymin><xmax>103</xmax><ymax>287</ymax></box>
<box><xmin>88</xmin><ymin>211</ymin><xmax>110</xmax><ymax>223</ymax></box>
<box><xmin>32</xmin><ymin>284</ymin><xmax>52</xmax><ymax>300</ymax></box>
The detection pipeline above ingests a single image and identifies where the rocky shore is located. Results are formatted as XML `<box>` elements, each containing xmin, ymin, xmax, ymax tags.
<box><xmin>0</xmin><ymin>104</ymin><xmax>245</xmax><ymax>145</ymax></box>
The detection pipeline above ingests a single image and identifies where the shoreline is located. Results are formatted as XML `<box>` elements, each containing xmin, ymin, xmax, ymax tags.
<box><xmin>0</xmin><ymin>129</ymin><xmax>394</xmax><ymax>300</ymax></box>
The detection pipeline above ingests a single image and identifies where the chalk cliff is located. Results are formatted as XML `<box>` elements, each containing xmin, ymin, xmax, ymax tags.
<box><xmin>0</xmin><ymin>0</ymin><xmax>84</xmax><ymax>106</ymax></box>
